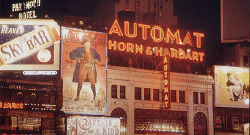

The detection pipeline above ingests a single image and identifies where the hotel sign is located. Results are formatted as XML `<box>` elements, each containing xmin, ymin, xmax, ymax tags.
<box><xmin>12</xmin><ymin>0</ymin><xmax>41</xmax><ymax>19</ymax></box>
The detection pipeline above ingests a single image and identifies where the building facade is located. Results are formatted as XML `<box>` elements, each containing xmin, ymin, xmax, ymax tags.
<box><xmin>106</xmin><ymin>65</ymin><xmax>214</xmax><ymax>135</ymax></box>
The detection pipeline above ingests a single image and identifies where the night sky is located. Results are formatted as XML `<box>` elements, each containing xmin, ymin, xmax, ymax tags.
<box><xmin>0</xmin><ymin>0</ymin><xmax>226</xmax><ymax>68</ymax></box>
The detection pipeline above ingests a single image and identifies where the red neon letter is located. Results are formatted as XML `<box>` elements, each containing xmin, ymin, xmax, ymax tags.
<box><xmin>183</xmin><ymin>31</ymin><xmax>193</xmax><ymax>46</ymax></box>
<box><xmin>135</xmin><ymin>44</ymin><xmax>143</xmax><ymax>54</ymax></box>
<box><xmin>108</xmin><ymin>40</ymin><xmax>117</xmax><ymax>50</ymax></box>
<box><xmin>118</xmin><ymin>42</ymin><xmax>126</xmax><ymax>51</ymax></box>
<box><xmin>166</xmin><ymin>28</ymin><xmax>181</xmax><ymax>44</ymax></box>
<box><xmin>127</xmin><ymin>43</ymin><xmax>134</xmax><ymax>53</ymax></box>
<box><xmin>124</xmin><ymin>21</ymin><xmax>137</xmax><ymax>38</ymax></box>
<box><xmin>138</xmin><ymin>24</ymin><xmax>150</xmax><ymax>40</ymax></box>
<box><xmin>109</xmin><ymin>20</ymin><xmax>123</xmax><ymax>36</ymax></box>
<box><xmin>150</xmin><ymin>26</ymin><xmax>164</xmax><ymax>42</ymax></box>
<box><xmin>193</xmin><ymin>32</ymin><xmax>204</xmax><ymax>48</ymax></box>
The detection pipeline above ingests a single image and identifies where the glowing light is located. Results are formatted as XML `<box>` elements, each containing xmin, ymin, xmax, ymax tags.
<box><xmin>2</xmin><ymin>25</ymin><xmax>8</xmax><ymax>29</ymax></box>
<box><xmin>124</xmin><ymin>21</ymin><xmax>137</xmax><ymax>38</ymax></box>
<box><xmin>62</xmin><ymin>28</ymin><xmax>69</xmax><ymax>35</ymax></box>
<box><xmin>183</xmin><ymin>31</ymin><xmax>193</xmax><ymax>46</ymax></box>
<box><xmin>150</xmin><ymin>26</ymin><xmax>164</xmax><ymax>42</ymax></box>
<box><xmin>37</xmin><ymin>49</ymin><xmax>51</xmax><ymax>62</ymax></box>
<box><xmin>166</xmin><ymin>28</ymin><xmax>181</xmax><ymax>44</ymax></box>
<box><xmin>34</xmin><ymin>25</ymin><xmax>40</xmax><ymax>30</ymax></box>
<box><xmin>193</xmin><ymin>32</ymin><xmax>204</xmax><ymax>48</ymax></box>
<box><xmin>245</xmin><ymin>98</ymin><xmax>249</xmax><ymax>104</ymax></box>
<box><xmin>138</xmin><ymin>24</ymin><xmax>150</xmax><ymax>40</ymax></box>
<box><xmin>109</xmin><ymin>20</ymin><xmax>123</xmax><ymax>36</ymax></box>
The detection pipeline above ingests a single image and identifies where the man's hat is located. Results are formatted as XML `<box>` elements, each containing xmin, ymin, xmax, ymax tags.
<box><xmin>227</xmin><ymin>72</ymin><xmax>232</xmax><ymax>77</ymax></box>
<box><xmin>81</xmin><ymin>38</ymin><xmax>91</xmax><ymax>45</ymax></box>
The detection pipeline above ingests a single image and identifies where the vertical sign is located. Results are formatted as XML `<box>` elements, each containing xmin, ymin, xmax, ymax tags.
<box><xmin>163</xmin><ymin>56</ymin><xmax>170</xmax><ymax>109</ymax></box>
<box><xmin>62</xmin><ymin>27</ymin><xmax>107</xmax><ymax>115</ymax></box>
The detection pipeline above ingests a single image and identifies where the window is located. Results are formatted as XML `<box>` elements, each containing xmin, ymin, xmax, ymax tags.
<box><xmin>144</xmin><ymin>88</ymin><xmax>150</xmax><ymax>100</ymax></box>
<box><xmin>171</xmin><ymin>90</ymin><xmax>176</xmax><ymax>102</ymax></box>
<box><xmin>179</xmin><ymin>91</ymin><xmax>185</xmax><ymax>103</ymax></box>
<box><xmin>137</xmin><ymin>0</ymin><xmax>140</xmax><ymax>6</ymax></box>
<box><xmin>153</xmin><ymin>89</ymin><xmax>159</xmax><ymax>101</ymax></box>
<box><xmin>135</xmin><ymin>87</ymin><xmax>141</xmax><ymax>100</ymax></box>
<box><xmin>193</xmin><ymin>92</ymin><xmax>198</xmax><ymax>104</ymax></box>
<box><xmin>243</xmin><ymin>55</ymin><xmax>249</xmax><ymax>67</ymax></box>
<box><xmin>120</xmin><ymin>86</ymin><xmax>126</xmax><ymax>99</ymax></box>
<box><xmin>225</xmin><ymin>116</ymin><xmax>232</xmax><ymax>129</ymax></box>
<box><xmin>111</xmin><ymin>85</ymin><xmax>117</xmax><ymax>98</ymax></box>
<box><xmin>200</xmin><ymin>92</ymin><xmax>205</xmax><ymax>104</ymax></box>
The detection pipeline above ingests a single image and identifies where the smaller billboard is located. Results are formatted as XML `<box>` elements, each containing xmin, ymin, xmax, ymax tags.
<box><xmin>214</xmin><ymin>66</ymin><xmax>249</xmax><ymax>108</ymax></box>
<box><xmin>67</xmin><ymin>116</ymin><xmax>120</xmax><ymax>135</ymax></box>
<box><xmin>0</xmin><ymin>19</ymin><xmax>60</xmax><ymax>70</ymax></box>
<box><xmin>61</xmin><ymin>27</ymin><xmax>107</xmax><ymax>115</ymax></box>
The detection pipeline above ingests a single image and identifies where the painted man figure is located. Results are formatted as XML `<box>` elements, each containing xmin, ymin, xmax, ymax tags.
<box><xmin>70</xmin><ymin>38</ymin><xmax>101</xmax><ymax>101</ymax></box>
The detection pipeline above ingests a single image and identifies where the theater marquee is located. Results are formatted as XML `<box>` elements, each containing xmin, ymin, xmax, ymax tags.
<box><xmin>0</xmin><ymin>19</ymin><xmax>60</xmax><ymax>71</ymax></box>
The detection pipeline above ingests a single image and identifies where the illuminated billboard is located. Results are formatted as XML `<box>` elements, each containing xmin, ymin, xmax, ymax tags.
<box><xmin>61</xmin><ymin>27</ymin><xmax>107</xmax><ymax>114</ymax></box>
<box><xmin>108</xmin><ymin>20</ymin><xmax>205</xmax><ymax>62</ymax></box>
<box><xmin>67</xmin><ymin>116</ymin><xmax>120</xmax><ymax>135</ymax></box>
<box><xmin>214</xmin><ymin>66</ymin><xmax>249</xmax><ymax>108</ymax></box>
<box><xmin>0</xmin><ymin>19</ymin><xmax>60</xmax><ymax>71</ymax></box>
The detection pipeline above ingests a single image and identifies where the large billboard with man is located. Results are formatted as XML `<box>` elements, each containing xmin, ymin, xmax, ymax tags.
<box><xmin>61</xmin><ymin>27</ymin><xmax>107</xmax><ymax>115</ymax></box>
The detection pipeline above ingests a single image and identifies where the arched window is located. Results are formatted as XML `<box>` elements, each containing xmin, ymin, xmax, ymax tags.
<box><xmin>194</xmin><ymin>112</ymin><xmax>207</xmax><ymax>135</ymax></box>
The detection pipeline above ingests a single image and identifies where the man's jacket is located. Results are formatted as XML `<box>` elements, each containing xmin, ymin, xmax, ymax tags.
<box><xmin>70</xmin><ymin>47</ymin><xmax>101</xmax><ymax>83</ymax></box>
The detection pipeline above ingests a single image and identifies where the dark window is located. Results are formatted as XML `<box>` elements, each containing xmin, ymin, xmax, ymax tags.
<box><xmin>111</xmin><ymin>85</ymin><xmax>117</xmax><ymax>98</ymax></box>
<box><xmin>120</xmin><ymin>86</ymin><xmax>126</xmax><ymax>99</ymax></box>
<box><xmin>171</xmin><ymin>90</ymin><xmax>176</xmax><ymax>102</ymax></box>
<box><xmin>193</xmin><ymin>92</ymin><xmax>198</xmax><ymax>104</ymax></box>
<box><xmin>179</xmin><ymin>91</ymin><xmax>185</xmax><ymax>103</ymax></box>
<box><xmin>144</xmin><ymin>88</ymin><xmax>150</xmax><ymax>100</ymax></box>
<box><xmin>135</xmin><ymin>87</ymin><xmax>141</xmax><ymax>100</ymax></box>
<box><xmin>137</xmin><ymin>0</ymin><xmax>140</xmax><ymax>6</ymax></box>
<box><xmin>114</xmin><ymin>0</ymin><xmax>120</xmax><ymax>3</ymax></box>
<box><xmin>225</xmin><ymin>116</ymin><xmax>232</xmax><ymax>129</ymax></box>
<box><xmin>243</xmin><ymin>55</ymin><xmax>249</xmax><ymax>67</ymax></box>
<box><xmin>200</xmin><ymin>92</ymin><xmax>205</xmax><ymax>104</ymax></box>
<box><xmin>153</xmin><ymin>89</ymin><xmax>159</xmax><ymax>101</ymax></box>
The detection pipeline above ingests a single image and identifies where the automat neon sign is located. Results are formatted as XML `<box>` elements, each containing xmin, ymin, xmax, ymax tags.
<box><xmin>108</xmin><ymin>20</ymin><xmax>205</xmax><ymax>62</ymax></box>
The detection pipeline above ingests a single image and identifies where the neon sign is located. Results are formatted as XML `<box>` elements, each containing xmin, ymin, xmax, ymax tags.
<box><xmin>163</xmin><ymin>56</ymin><xmax>170</xmax><ymax>109</ymax></box>
<box><xmin>12</xmin><ymin>0</ymin><xmax>41</xmax><ymax>19</ymax></box>
<box><xmin>108</xmin><ymin>20</ymin><xmax>205</xmax><ymax>62</ymax></box>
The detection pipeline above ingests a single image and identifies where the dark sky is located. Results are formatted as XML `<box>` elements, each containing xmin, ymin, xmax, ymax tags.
<box><xmin>0</xmin><ymin>0</ymin><xmax>224</xmax><ymax>67</ymax></box>
<box><xmin>174</xmin><ymin>0</ymin><xmax>223</xmax><ymax>67</ymax></box>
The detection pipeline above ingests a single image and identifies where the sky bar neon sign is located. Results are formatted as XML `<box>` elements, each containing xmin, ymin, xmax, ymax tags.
<box><xmin>108</xmin><ymin>20</ymin><xmax>205</xmax><ymax>62</ymax></box>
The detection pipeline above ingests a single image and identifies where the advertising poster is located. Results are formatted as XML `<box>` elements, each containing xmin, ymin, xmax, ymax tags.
<box><xmin>214</xmin><ymin>66</ymin><xmax>249</xmax><ymax>108</ymax></box>
<box><xmin>0</xmin><ymin>19</ymin><xmax>60</xmax><ymax>70</ymax></box>
<box><xmin>61</xmin><ymin>27</ymin><xmax>107</xmax><ymax>114</ymax></box>
<box><xmin>67</xmin><ymin>116</ymin><xmax>120</xmax><ymax>135</ymax></box>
